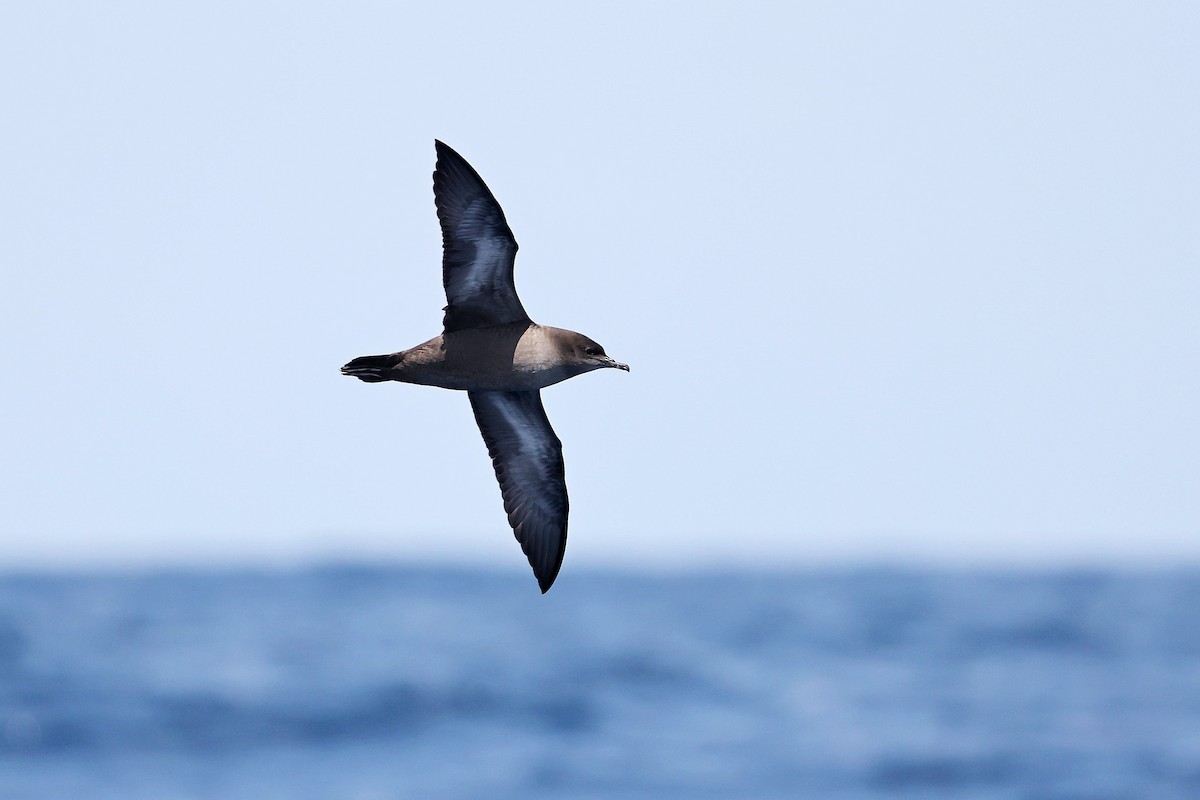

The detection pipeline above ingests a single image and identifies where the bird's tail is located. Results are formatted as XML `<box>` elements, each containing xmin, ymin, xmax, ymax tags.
<box><xmin>341</xmin><ymin>353</ymin><xmax>403</xmax><ymax>383</ymax></box>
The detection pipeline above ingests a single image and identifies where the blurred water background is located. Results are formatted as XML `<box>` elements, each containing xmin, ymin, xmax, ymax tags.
<box><xmin>2</xmin><ymin>566</ymin><xmax>1199</xmax><ymax>799</ymax></box>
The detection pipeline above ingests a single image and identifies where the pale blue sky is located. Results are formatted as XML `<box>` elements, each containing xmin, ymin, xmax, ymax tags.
<box><xmin>2</xmin><ymin>2</ymin><xmax>1197</xmax><ymax>571</ymax></box>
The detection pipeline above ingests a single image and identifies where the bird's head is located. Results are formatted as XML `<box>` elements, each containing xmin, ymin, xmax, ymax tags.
<box><xmin>569</xmin><ymin>334</ymin><xmax>629</xmax><ymax>374</ymax></box>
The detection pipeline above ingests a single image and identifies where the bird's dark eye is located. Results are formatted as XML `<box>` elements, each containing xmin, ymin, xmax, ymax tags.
<box><xmin>584</xmin><ymin>346</ymin><xmax>602</xmax><ymax>356</ymax></box>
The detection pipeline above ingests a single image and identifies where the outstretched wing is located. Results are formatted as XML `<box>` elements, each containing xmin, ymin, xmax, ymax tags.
<box><xmin>468</xmin><ymin>390</ymin><xmax>568</xmax><ymax>592</ymax></box>
<box><xmin>433</xmin><ymin>141</ymin><xmax>531</xmax><ymax>333</ymax></box>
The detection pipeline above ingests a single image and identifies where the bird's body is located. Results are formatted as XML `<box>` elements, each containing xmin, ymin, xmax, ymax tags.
<box><xmin>343</xmin><ymin>322</ymin><xmax>616</xmax><ymax>392</ymax></box>
<box><xmin>342</xmin><ymin>141</ymin><xmax>627</xmax><ymax>592</ymax></box>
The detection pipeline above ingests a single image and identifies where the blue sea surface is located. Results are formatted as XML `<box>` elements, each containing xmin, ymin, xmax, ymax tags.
<box><xmin>1</xmin><ymin>567</ymin><xmax>1199</xmax><ymax>799</ymax></box>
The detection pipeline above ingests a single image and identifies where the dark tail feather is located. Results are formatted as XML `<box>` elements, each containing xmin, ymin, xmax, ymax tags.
<box><xmin>341</xmin><ymin>353</ymin><xmax>402</xmax><ymax>383</ymax></box>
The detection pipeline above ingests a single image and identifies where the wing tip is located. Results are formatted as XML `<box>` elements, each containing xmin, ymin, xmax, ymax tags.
<box><xmin>532</xmin><ymin>536</ymin><xmax>567</xmax><ymax>594</ymax></box>
<box><xmin>536</xmin><ymin>564</ymin><xmax>561</xmax><ymax>594</ymax></box>
<box><xmin>433</xmin><ymin>139</ymin><xmax>468</xmax><ymax>173</ymax></box>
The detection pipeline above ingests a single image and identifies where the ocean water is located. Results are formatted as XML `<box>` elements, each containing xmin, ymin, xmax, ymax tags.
<box><xmin>1</xmin><ymin>567</ymin><xmax>1198</xmax><ymax>799</ymax></box>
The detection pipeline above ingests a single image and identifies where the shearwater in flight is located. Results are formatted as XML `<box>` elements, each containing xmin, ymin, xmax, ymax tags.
<box><xmin>342</xmin><ymin>141</ymin><xmax>628</xmax><ymax>592</ymax></box>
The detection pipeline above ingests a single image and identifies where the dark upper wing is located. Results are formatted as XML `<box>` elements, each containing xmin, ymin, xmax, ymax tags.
<box><xmin>433</xmin><ymin>141</ymin><xmax>531</xmax><ymax>333</ymax></box>
<box><xmin>468</xmin><ymin>390</ymin><xmax>568</xmax><ymax>593</ymax></box>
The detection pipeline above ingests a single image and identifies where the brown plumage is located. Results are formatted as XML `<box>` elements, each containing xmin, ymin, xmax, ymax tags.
<box><xmin>342</xmin><ymin>141</ymin><xmax>628</xmax><ymax>592</ymax></box>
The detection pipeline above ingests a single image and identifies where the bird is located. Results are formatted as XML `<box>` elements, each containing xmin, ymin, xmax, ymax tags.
<box><xmin>342</xmin><ymin>141</ymin><xmax>628</xmax><ymax>593</ymax></box>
